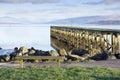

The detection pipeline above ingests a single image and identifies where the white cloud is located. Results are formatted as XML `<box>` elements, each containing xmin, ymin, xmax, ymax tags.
<box><xmin>0</xmin><ymin>0</ymin><xmax>59</xmax><ymax>3</ymax></box>
<box><xmin>0</xmin><ymin>0</ymin><xmax>119</xmax><ymax>24</ymax></box>
<box><xmin>104</xmin><ymin>0</ymin><xmax>120</xmax><ymax>4</ymax></box>
<box><xmin>84</xmin><ymin>0</ymin><xmax>120</xmax><ymax>5</ymax></box>
<box><xmin>0</xmin><ymin>3</ymin><xmax>84</xmax><ymax>23</ymax></box>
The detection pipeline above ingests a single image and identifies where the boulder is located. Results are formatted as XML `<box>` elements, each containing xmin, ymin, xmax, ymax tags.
<box><xmin>67</xmin><ymin>54</ymin><xmax>85</xmax><ymax>61</ymax></box>
<box><xmin>34</xmin><ymin>50</ymin><xmax>51</xmax><ymax>56</ymax></box>
<box><xmin>23</xmin><ymin>53</ymin><xmax>28</xmax><ymax>56</ymax></box>
<box><xmin>71</xmin><ymin>49</ymin><xmax>88</xmax><ymax>56</ymax></box>
<box><xmin>82</xmin><ymin>54</ymin><xmax>90</xmax><ymax>59</ymax></box>
<box><xmin>44</xmin><ymin>51</ymin><xmax>51</xmax><ymax>56</ymax></box>
<box><xmin>115</xmin><ymin>53</ymin><xmax>120</xmax><ymax>59</ymax></box>
<box><xmin>0</xmin><ymin>55</ymin><xmax>10</xmax><ymax>62</ymax></box>
<box><xmin>28</xmin><ymin>47</ymin><xmax>36</xmax><ymax>55</ymax></box>
<box><xmin>10</xmin><ymin>47</ymin><xmax>19</xmax><ymax>60</ymax></box>
<box><xmin>19</xmin><ymin>46</ymin><xmax>28</xmax><ymax>55</ymax></box>
<box><xmin>14</xmin><ymin>47</ymin><xmax>19</xmax><ymax>52</ymax></box>
<box><xmin>34</xmin><ymin>50</ymin><xmax>41</xmax><ymax>56</ymax></box>
<box><xmin>17</xmin><ymin>52</ymin><xmax>22</xmax><ymax>56</ymax></box>
<box><xmin>28</xmin><ymin>50</ymin><xmax>36</xmax><ymax>55</ymax></box>
<box><xmin>10</xmin><ymin>52</ymin><xmax>17</xmax><ymax>60</ymax></box>
<box><xmin>90</xmin><ymin>52</ymin><xmax>108</xmax><ymax>60</ymax></box>
<box><xmin>59</xmin><ymin>49</ymin><xmax>67</xmax><ymax>56</ymax></box>
<box><xmin>108</xmin><ymin>54</ymin><xmax>116</xmax><ymax>59</ymax></box>
<box><xmin>5</xmin><ymin>55</ymin><xmax>10</xmax><ymax>61</ymax></box>
<box><xmin>49</xmin><ymin>50</ymin><xmax>59</xmax><ymax>56</ymax></box>
<box><xmin>89</xmin><ymin>48</ymin><xmax>101</xmax><ymax>56</ymax></box>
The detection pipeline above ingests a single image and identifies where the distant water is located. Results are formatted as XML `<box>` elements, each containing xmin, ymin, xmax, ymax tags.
<box><xmin>53</xmin><ymin>24</ymin><xmax>120</xmax><ymax>29</ymax></box>
<box><xmin>79</xmin><ymin>24</ymin><xmax>120</xmax><ymax>29</ymax></box>
<box><xmin>0</xmin><ymin>49</ymin><xmax>14</xmax><ymax>55</ymax></box>
<box><xmin>0</xmin><ymin>23</ymin><xmax>119</xmax><ymax>54</ymax></box>
<box><xmin>0</xmin><ymin>24</ymin><xmax>53</xmax><ymax>51</ymax></box>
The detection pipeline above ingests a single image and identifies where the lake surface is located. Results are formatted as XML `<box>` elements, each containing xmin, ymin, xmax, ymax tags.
<box><xmin>0</xmin><ymin>24</ymin><xmax>120</xmax><ymax>51</ymax></box>
<box><xmin>0</xmin><ymin>24</ymin><xmax>53</xmax><ymax>51</ymax></box>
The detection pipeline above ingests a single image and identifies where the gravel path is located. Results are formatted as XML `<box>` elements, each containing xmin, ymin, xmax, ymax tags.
<box><xmin>62</xmin><ymin>59</ymin><xmax>120</xmax><ymax>68</ymax></box>
<box><xmin>0</xmin><ymin>59</ymin><xmax>120</xmax><ymax>68</ymax></box>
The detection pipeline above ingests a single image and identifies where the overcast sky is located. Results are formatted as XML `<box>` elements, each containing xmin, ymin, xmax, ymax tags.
<box><xmin>0</xmin><ymin>0</ymin><xmax>120</xmax><ymax>49</ymax></box>
<box><xmin>0</xmin><ymin>0</ymin><xmax>120</xmax><ymax>24</ymax></box>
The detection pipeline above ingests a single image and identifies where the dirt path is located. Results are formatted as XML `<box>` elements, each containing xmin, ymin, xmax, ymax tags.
<box><xmin>62</xmin><ymin>59</ymin><xmax>120</xmax><ymax>68</ymax></box>
<box><xmin>0</xmin><ymin>59</ymin><xmax>120</xmax><ymax>68</ymax></box>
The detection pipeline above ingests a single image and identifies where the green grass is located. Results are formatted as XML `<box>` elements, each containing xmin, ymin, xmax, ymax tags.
<box><xmin>0</xmin><ymin>67</ymin><xmax>120</xmax><ymax>80</ymax></box>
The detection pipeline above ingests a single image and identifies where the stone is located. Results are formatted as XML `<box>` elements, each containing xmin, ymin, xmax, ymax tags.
<box><xmin>59</xmin><ymin>49</ymin><xmax>67</xmax><ymax>56</ymax></box>
<box><xmin>108</xmin><ymin>55</ymin><xmax>116</xmax><ymax>59</ymax></box>
<box><xmin>90</xmin><ymin>52</ymin><xmax>108</xmax><ymax>60</ymax></box>
<box><xmin>28</xmin><ymin>50</ymin><xmax>36</xmax><ymax>55</ymax></box>
<box><xmin>10</xmin><ymin>52</ymin><xmax>17</xmax><ymax>60</ymax></box>
<box><xmin>67</xmin><ymin>54</ymin><xmax>85</xmax><ymax>61</ymax></box>
<box><xmin>49</xmin><ymin>50</ymin><xmax>59</xmax><ymax>56</ymax></box>
<box><xmin>23</xmin><ymin>54</ymin><xmax>28</xmax><ymax>56</ymax></box>
<box><xmin>19</xmin><ymin>46</ymin><xmax>28</xmax><ymax>55</ymax></box>
<box><xmin>0</xmin><ymin>55</ymin><xmax>10</xmax><ymax>61</ymax></box>
<box><xmin>17</xmin><ymin>52</ymin><xmax>22</xmax><ymax>56</ymax></box>
<box><xmin>82</xmin><ymin>54</ymin><xmax>90</xmax><ymax>59</ymax></box>
<box><xmin>68</xmin><ymin>50</ymin><xmax>72</xmax><ymax>55</ymax></box>
<box><xmin>10</xmin><ymin>47</ymin><xmax>19</xmax><ymax>60</ymax></box>
<box><xmin>89</xmin><ymin>48</ymin><xmax>101</xmax><ymax>56</ymax></box>
<box><xmin>4</xmin><ymin>55</ymin><xmax>10</xmax><ymax>61</ymax></box>
<box><xmin>115</xmin><ymin>53</ymin><xmax>120</xmax><ymax>59</ymax></box>
<box><xmin>14</xmin><ymin>47</ymin><xmax>18</xmax><ymax>52</ymax></box>
<box><xmin>71</xmin><ymin>49</ymin><xmax>88</xmax><ymax>56</ymax></box>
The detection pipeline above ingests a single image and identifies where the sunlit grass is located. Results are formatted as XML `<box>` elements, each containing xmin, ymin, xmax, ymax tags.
<box><xmin>0</xmin><ymin>67</ymin><xmax>120</xmax><ymax>80</ymax></box>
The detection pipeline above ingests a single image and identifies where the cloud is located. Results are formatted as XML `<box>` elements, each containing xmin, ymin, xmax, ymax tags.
<box><xmin>107</xmin><ymin>6</ymin><xmax>120</xmax><ymax>10</ymax></box>
<box><xmin>84</xmin><ymin>0</ymin><xmax>120</xmax><ymax>5</ymax></box>
<box><xmin>104</xmin><ymin>0</ymin><xmax>120</xmax><ymax>4</ymax></box>
<box><xmin>0</xmin><ymin>0</ymin><xmax>59</xmax><ymax>3</ymax></box>
<box><xmin>84</xmin><ymin>0</ymin><xmax>103</xmax><ymax>5</ymax></box>
<box><xmin>0</xmin><ymin>16</ymin><xmax>30</xmax><ymax>24</ymax></box>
